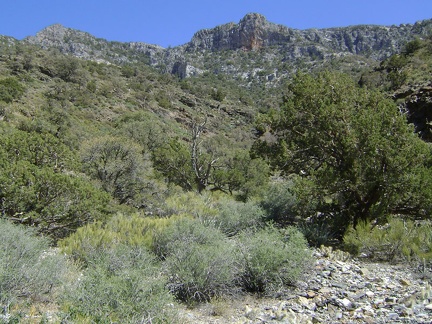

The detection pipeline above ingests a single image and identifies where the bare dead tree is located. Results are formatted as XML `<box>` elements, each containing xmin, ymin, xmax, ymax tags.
<box><xmin>190</xmin><ymin>116</ymin><xmax>220</xmax><ymax>193</ymax></box>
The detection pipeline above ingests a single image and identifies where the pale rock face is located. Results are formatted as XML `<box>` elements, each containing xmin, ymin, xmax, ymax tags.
<box><xmin>187</xmin><ymin>13</ymin><xmax>292</xmax><ymax>51</ymax></box>
<box><xmin>186</xmin><ymin>13</ymin><xmax>430</xmax><ymax>60</ymax></box>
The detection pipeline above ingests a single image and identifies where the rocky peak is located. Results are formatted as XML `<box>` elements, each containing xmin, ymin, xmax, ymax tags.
<box><xmin>27</xmin><ymin>24</ymin><xmax>88</xmax><ymax>48</ymax></box>
<box><xmin>25</xmin><ymin>24</ymin><xmax>165</xmax><ymax>64</ymax></box>
<box><xmin>32</xmin><ymin>23</ymin><xmax>69</xmax><ymax>41</ymax></box>
<box><xmin>187</xmin><ymin>13</ymin><xmax>291</xmax><ymax>51</ymax></box>
<box><xmin>25</xmin><ymin>24</ymin><xmax>103</xmax><ymax>59</ymax></box>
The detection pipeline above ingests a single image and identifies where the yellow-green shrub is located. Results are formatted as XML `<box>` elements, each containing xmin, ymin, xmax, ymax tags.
<box><xmin>343</xmin><ymin>217</ymin><xmax>432</xmax><ymax>262</ymax></box>
<box><xmin>164</xmin><ymin>191</ymin><xmax>219</xmax><ymax>220</ymax></box>
<box><xmin>59</xmin><ymin>213</ymin><xmax>183</xmax><ymax>264</ymax></box>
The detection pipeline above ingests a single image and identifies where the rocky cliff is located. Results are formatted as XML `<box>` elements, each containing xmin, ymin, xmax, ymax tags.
<box><xmin>179</xmin><ymin>14</ymin><xmax>432</xmax><ymax>82</ymax></box>
<box><xmin>21</xmin><ymin>13</ymin><xmax>432</xmax><ymax>82</ymax></box>
<box><xmin>187</xmin><ymin>13</ymin><xmax>431</xmax><ymax>60</ymax></box>
<box><xmin>187</xmin><ymin>13</ymin><xmax>292</xmax><ymax>51</ymax></box>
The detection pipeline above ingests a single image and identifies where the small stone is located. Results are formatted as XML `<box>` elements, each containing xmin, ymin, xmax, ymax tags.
<box><xmin>307</xmin><ymin>290</ymin><xmax>316</xmax><ymax>298</ymax></box>
<box><xmin>332</xmin><ymin>282</ymin><xmax>347</xmax><ymax>289</ymax></box>
<box><xmin>365</xmin><ymin>290</ymin><xmax>375</xmax><ymax>298</ymax></box>
<box><xmin>388</xmin><ymin>312</ymin><xmax>399</xmax><ymax>320</ymax></box>
<box><xmin>244</xmin><ymin>305</ymin><xmax>255</xmax><ymax>319</ymax></box>
<box><xmin>319</xmin><ymin>287</ymin><xmax>332</xmax><ymax>294</ymax></box>
<box><xmin>314</xmin><ymin>295</ymin><xmax>327</xmax><ymax>307</ymax></box>
<box><xmin>385</xmin><ymin>296</ymin><xmax>397</xmax><ymax>303</ymax></box>
<box><xmin>352</xmin><ymin>292</ymin><xmax>366</xmax><ymax>300</ymax></box>
<box><xmin>336</xmin><ymin>297</ymin><xmax>353</xmax><ymax>309</ymax></box>
<box><xmin>297</xmin><ymin>296</ymin><xmax>310</xmax><ymax>307</ymax></box>
<box><xmin>363</xmin><ymin>316</ymin><xmax>375</xmax><ymax>324</ymax></box>
<box><xmin>425</xmin><ymin>303</ymin><xmax>432</xmax><ymax>310</ymax></box>
<box><xmin>399</xmin><ymin>278</ymin><xmax>411</xmax><ymax>286</ymax></box>
<box><xmin>358</xmin><ymin>268</ymin><xmax>370</xmax><ymax>276</ymax></box>
<box><xmin>335</xmin><ymin>312</ymin><xmax>343</xmax><ymax>320</ymax></box>
<box><xmin>365</xmin><ymin>282</ymin><xmax>373</xmax><ymax>289</ymax></box>
<box><xmin>322</xmin><ymin>271</ymin><xmax>331</xmax><ymax>277</ymax></box>
<box><xmin>327</xmin><ymin>303</ymin><xmax>337</xmax><ymax>315</ymax></box>
<box><xmin>416</xmin><ymin>313</ymin><xmax>429</xmax><ymax>319</ymax></box>
<box><xmin>363</xmin><ymin>305</ymin><xmax>375</xmax><ymax>316</ymax></box>
<box><xmin>374</xmin><ymin>298</ymin><xmax>385</xmax><ymax>305</ymax></box>
<box><xmin>341</xmin><ymin>265</ymin><xmax>350</xmax><ymax>272</ymax></box>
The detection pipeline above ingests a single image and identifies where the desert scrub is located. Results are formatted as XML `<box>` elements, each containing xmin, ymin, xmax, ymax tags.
<box><xmin>260</xmin><ymin>180</ymin><xmax>299</xmax><ymax>225</ymax></box>
<box><xmin>343</xmin><ymin>217</ymin><xmax>432</xmax><ymax>262</ymax></box>
<box><xmin>152</xmin><ymin>217</ymin><xmax>226</xmax><ymax>259</ymax></box>
<box><xmin>298</xmin><ymin>219</ymin><xmax>340</xmax><ymax>247</ymax></box>
<box><xmin>0</xmin><ymin>219</ymin><xmax>71</xmax><ymax>310</ymax></box>
<box><xmin>154</xmin><ymin>218</ymin><xmax>240</xmax><ymax>304</ymax></box>
<box><xmin>213</xmin><ymin>198</ymin><xmax>265</xmax><ymax>237</ymax></box>
<box><xmin>165</xmin><ymin>239</ymin><xmax>240</xmax><ymax>304</ymax></box>
<box><xmin>163</xmin><ymin>191</ymin><xmax>219</xmax><ymax>220</ymax></box>
<box><xmin>236</xmin><ymin>225</ymin><xmax>312</xmax><ymax>293</ymax></box>
<box><xmin>61</xmin><ymin>243</ymin><xmax>178</xmax><ymax>323</ymax></box>
<box><xmin>59</xmin><ymin>213</ymin><xmax>182</xmax><ymax>264</ymax></box>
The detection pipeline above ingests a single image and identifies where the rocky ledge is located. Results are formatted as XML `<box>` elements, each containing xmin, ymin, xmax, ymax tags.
<box><xmin>183</xmin><ymin>247</ymin><xmax>432</xmax><ymax>323</ymax></box>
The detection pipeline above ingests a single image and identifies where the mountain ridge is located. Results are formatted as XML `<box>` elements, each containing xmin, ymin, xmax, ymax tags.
<box><xmin>15</xmin><ymin>13</ymin><xmax>432</xmax><ymax>82</ymax></box>
<box><xmin>23</xmin><ymin>13</ymin><xmax>432</xmax><ymax>51</ymax></box>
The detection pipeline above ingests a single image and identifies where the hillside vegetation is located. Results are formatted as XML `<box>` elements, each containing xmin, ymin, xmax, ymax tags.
<box><xmin>0</xmin><ymin>17</ymin><xmax>432</xmax><ymax>322</ymax></box>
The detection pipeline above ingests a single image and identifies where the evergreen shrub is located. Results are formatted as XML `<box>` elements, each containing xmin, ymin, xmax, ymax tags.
<box><xmin>236</xmin><ymin>225</ymin><xmax>311</xmax><ymax>293</ymax></box>
<box><xmin>0</xmin><ymin>77</ymin><xmax>25</xmax><ymax>103</ymax></box>
<box><xmin>214</xmin><ymin>199</ymin><xmax>265</xmax><ymax>237</ymax></box>
<box><xmin>164</xmin><ymin>239</ymin><xmax>239</xmax><ymax>304</ymax></box>
<box><xmin>152</xmin><ymin>218</ymin><xmax>225</xmax><ymax>260</ymax></box>
<box><xmin>153</xmin><ymin>218</ymin><xmax>239</xmax><ymax>304</ymax></box>
<box><xmin>62</xmin><ymin>244</ymin><xmax>178</xmax><ymax>323</ymax></box>
<box><xmin>260</xmin><ymin>181</ymin><xmax>298</xmax><ymax>225</ymax></box>
<box><xmin>0</xmin><ymin>219</ymin><xmax>71</xmax><ymax>309</ymax></box>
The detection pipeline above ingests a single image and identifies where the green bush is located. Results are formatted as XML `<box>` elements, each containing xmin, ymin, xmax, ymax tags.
<box><xmin>236</xmin><ymin>225</ymin><xmax>312</xmax><ymax>293</ymax></box>
<box><xmin>155</xmin><ymin>91</ymin><xmax>171</xmax><ymax>109</ymax></box>
<box><xmin>0</xmin><ymin>77</ymin><xmax>25</xmax><ymax>103</ymax></box>
<box><xmin>152</xmin><ymin>218</ymin><xmax>225</xmax><ymax>260</ymax></box>
<box><xmin>253</xmin><ymin>71</ymin><xmax>432</xmax><ymax>231</ymax></box>
<box><xmin>403</xmin><ymin>38</ymin><xmax>423</xmax><ymax>55</ymax></box>
<box><xmin>80</xmin><ymin>136</ymin><xmax>148</xmax><ymax>205</ymax></box>
<box><xmin>0</xmin><ymin>125</ymin><xmax>110</xmax><ymax>239</ymax></box>
<box><xmin>0</xmin><ymin>219</ymin><xmax>71</xmax><ymax>309</ymax></box>
<box><xmin>152</xmin><ymin>218</ymin><xmax>239</xmax><ymax>304</ymax></box>
<box><xmin>260</xmin><ymin>181</ymin><xmax>299</xmax><ymax>225</ymax></box>
<box><xmin>214</xmin><ymin>199</ymin><xmax>265</xmax><ymax>237</ymax></box>
<box><xmin>0</xmin><ymin>161</ymin><xmax>111</xmax><ymax>239</ymax></box>
<box><xmin>298</xmin><ymin>218</ymin><xmax>340</xmax><ymax>247</ymax></box>
<box><xmin>62</xmin><ymin>244</ymin><xmax>178</xmax><ymax>323</ymax></box>
<box><xmin>211</xmin><ymin>87</ymin><xmax>226</xmax><ymax>102</ymax></box>
<box><xmin>343</xmin><ymin>217</ymin><xmax>432</xmax><ymax>262</ymax></box>
<box><xmin>164</xmin><ymin>238</ymin><xmax>239</xmax><ymax>304</ymax></box>
<box><xmin>0</xmin><ymin>125</ymin><xmax>78</xmax><ymax>171</ymax></box>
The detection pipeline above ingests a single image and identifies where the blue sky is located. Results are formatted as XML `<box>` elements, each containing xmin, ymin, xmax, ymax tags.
<box><xmin>2</xmin><ymin>1</ymin><xmax>432</xmax><ymax>48</ymax></box>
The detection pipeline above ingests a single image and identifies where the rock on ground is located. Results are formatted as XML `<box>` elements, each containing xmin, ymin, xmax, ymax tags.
<box><xmin>181</xmin><ymin>247</ymin><xmax>432</xmax><ymax>323</ymax></box>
